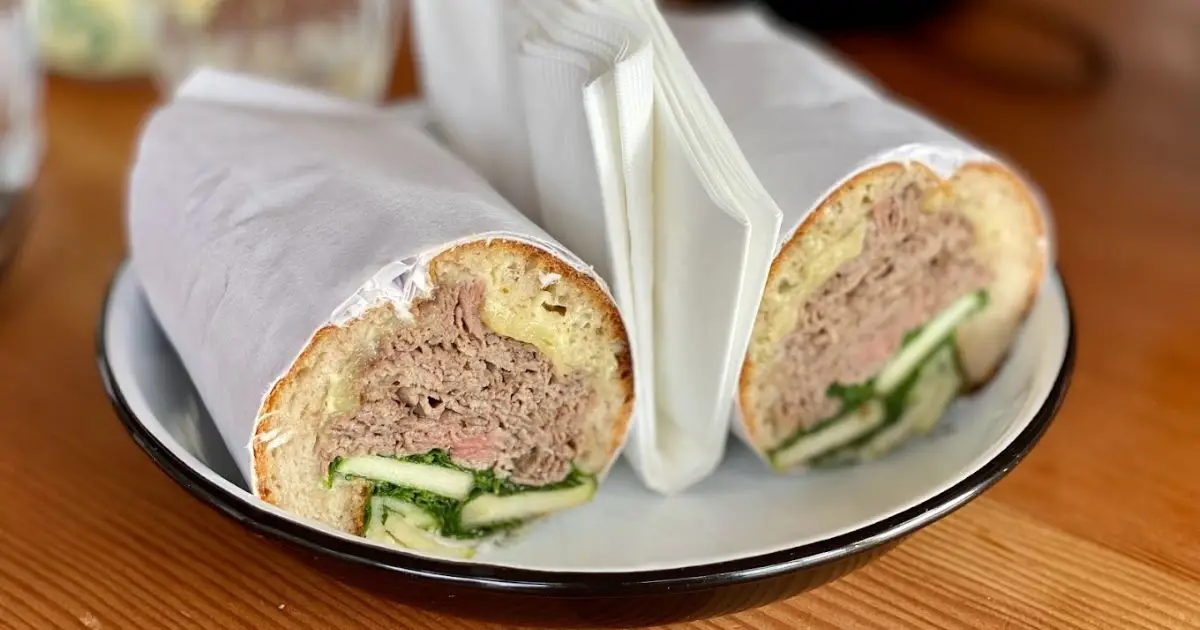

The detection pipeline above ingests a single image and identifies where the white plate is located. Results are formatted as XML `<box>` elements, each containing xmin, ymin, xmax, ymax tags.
<box><xmin>98</xmin><ymin>261</ymin><xmax>1072</xmax><ymax>577</ymax></box>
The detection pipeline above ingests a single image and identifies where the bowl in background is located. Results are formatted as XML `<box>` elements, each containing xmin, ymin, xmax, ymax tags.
<box><xmin>27</xmin><ymin>0</ymin><xmax>154</xmax><ymax>79</ymax></box>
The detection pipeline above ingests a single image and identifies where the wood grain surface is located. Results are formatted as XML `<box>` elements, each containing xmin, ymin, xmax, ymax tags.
<box><xmin>2</xmin><ymin>0</ymin><xmax>1198</xmax><ymax>628</ymax></box>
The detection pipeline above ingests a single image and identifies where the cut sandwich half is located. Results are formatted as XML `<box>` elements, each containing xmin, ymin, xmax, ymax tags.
<box><xmin>740</xmin><ymin>161</ymin><xmax>1045</xmax><ymax>470</ymax></box>
<box><xmin>251</xmin><ymin>239</ymin><xmax>634</xmax><ymax>555</ymax></box>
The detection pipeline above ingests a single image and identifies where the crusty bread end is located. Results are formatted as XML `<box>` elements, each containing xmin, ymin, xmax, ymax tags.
<box><xmin>739</xmin><ymin>160</ymin><xmax>1046</xmax><ymax>450</ymax></box>
<box><xmin>251</xmin><ymin>239</ymin><xmax>634</xmax><ymax>535</ymax></box>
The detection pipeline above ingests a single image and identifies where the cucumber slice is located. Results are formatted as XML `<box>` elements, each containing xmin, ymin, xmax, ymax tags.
<box><xmin>382</xmin><ymin>512</ymin><xmax>476</xmax><ymax>559</ymax></box>
<box><xmin>875</xmin><ymin>291</ymin><xmax>984</xmax><ymax>395</ymax></box>
<box><xmin>363</xmin><ymin>497</ymin><xmax>391</xmax><ymax>543</ymax></box>
<box><xmin>858</xmin><ymin>347</ymin><xmax>962</xmax><ymax>461</ymax></box>
<box><xmin>377</xmin><ymin>496</ymin><xmax>439</xmax><ymax>531</ymax></box>
<box><xmin>334</xmin><ymin>455</ymin><xmax>474</xmax><ymax>500</ymax></box>
<box><xmin>770</xmin><ymin>399</ymin><xmax>887</xmax><ymax>470</ymax></box>
<box><xmin>907</xmin><ymin>346</ymin><xmax>964</xmax><ymax>436</ymax></box>
<box><xmin>460</xmin><ymin>478</ymin><xmax>597</xmax><ymax>529</ymax></box>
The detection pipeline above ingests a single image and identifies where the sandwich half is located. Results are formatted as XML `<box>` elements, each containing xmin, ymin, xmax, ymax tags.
<box><xmin>252</xmin><ymin>238</ymin><xmax>634</xmax><ymax>557</ymax></box>
<box><xmin>740</xmin><ymin>161</ymin><xmax>1045</xmax><ymax>471</ymax></box>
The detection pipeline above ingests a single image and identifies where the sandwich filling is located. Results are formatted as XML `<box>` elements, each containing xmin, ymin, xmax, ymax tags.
<box><xmin>763</xmin><ymin>184</ymin><xmax>994</xmax><ymax>468</ymax></box>
<box><xmin>318</xmin><ymin>279</ymin><xmax>597</xmax><ymax>556</ymax></box>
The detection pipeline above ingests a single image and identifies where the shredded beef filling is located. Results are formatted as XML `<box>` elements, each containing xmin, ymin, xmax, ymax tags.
<box><xmin>764</xmin><ymin>184</ymin><xmax>993</xmax><ymax>446</ymax></box>
<box><xmin>319</xmin><ymin>280</ymin><xmax>593</xmax><ymax>486</ymax></box>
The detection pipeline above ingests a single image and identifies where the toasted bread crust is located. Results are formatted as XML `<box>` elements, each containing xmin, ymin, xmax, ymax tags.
<box><xmin>738</xmin><ymin>159</ymin><xmax>1047</xmax><ymax>449</ymax></box>
<box><xmin>252</xmin><ymin>237</ymin><xmax>634</xmax><ymax>529</ymax></box>
<box><xmin>957</xmin><ymin>160</ymin><xmax>1047</xmax><ymax>362</ymax></box>
<box><xmin>253</xmin><ymin>323</ymin><xmax>338</xmax><ymax>507</ymax></box>
<box><xmin>952</xmin><ymin>161</ymin><xmax>1047</xmax><ymax>393</ymax></box>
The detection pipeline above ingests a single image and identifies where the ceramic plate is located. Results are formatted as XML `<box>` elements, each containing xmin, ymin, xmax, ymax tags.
<box><xmin>98</xmin><ymin>261</ymin><xmax>1074</xmax><ymax>627</ymax></box>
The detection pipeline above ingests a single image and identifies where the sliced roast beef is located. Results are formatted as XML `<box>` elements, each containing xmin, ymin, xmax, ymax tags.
<box><xmin>762</xmin><ymin>184</ymin><xmax>993</xmax><ymax>446</ymax></box>
<box><xmin>319</xmin><ymin>280</ymin><xmax>593</xmax><ymax>487</ymax></box>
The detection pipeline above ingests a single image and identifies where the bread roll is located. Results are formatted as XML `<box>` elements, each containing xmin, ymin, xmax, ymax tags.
<box><xmin>666</xmin><ymin>7</ymin><xmax>1049</xmax><ymax>469</ymax></box>
<box><xmin>127</xmin><ymin>71</ymin><xmax>634</xmax><ymax>558</ymax></box>
<box><xmin>254</xmin><ymin>238</ymin><xmax>633</xmax><ymax>556</ymax></box>
<box><xmin>740</xmin><ymin>161</ymin><xmax>1044</xmax><ymax>470</ymax></box>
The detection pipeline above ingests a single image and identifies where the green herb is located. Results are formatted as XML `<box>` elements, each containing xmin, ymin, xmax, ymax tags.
<box><xmin>812</xmin><ymin>336</ymin><xmax>961</xmax><ymax>467</ymax></box>
<box><xmin>370</xmin><ymin>481</ymin><xmax>528</xmax><ymax>540</ymax></box>
<box><xmin>389</xmin><ymin>449</ymin><xmax>591</xmax><ymax>497</ymax></box>
<box><xmin>338</xmin><ymin>450</ymin><xmax>594</xmax><ymax>540</ymax></box>
<box><xmin>767</xmin><ymin>380</ymin><xmax>879</xmax><ymax>459</ymax></box>
<box><xmin>473</xmin><ymin>465</ymin><xmax>590</xmax><ymax>497</ymax></box>
<box><xmin>398</xmin><ymin>449</ymin><xmax>462</xmax><ymax>469</ymax></box>
<box><xmin>323</xmin><ymin>457</ymin><xmax>342</xmax><ymax>489</ymax></box>
<box><xmin>976</xmin><ymin>288</ymin><xmax>990</xmax><ymax>308</ymax></box>
<box><xmin>767</xmin><ymin>289</ymin><xmax>989</xmax><ymax>463</ymax></box>
<box><xmin>371</xmin><ymin>482</ymin><xmax>465</xmax><ymax>535</ymax></box>
<box><xmin>767</xmin><ymin>399</ymin><xmax>862</xmax><ymax>459</ymax></box>
<box><xmin>884</xmin><ymin>343</ymin><xmax>940</xmax><ymax>419</ymax></box>
<box><xmin>827</xmin><ymin>381</ymin><xmax>875</xmax><ymax>410</ymax></box>
<box><xmin>359</xmin><ymin>496</ymin><xmax>374</xmax><ymax>536</ymax></box>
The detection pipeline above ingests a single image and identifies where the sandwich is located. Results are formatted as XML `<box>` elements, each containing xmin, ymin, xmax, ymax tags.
<box><xmin>252</xmin><ymin>238</ymin><xmax>633</xmax><ymax>557</ymax></box>
<box><xmin>127</xmin><ymin>70</ymin><xmax>634</xmax><ymax>558</ymax></box>
<box><xmin>664</xmin><ymin>6</ymin><xmax>1049</xmax><ymax>471</ymax></box>
<box><xmin>740</xmin><ymin>162</ymin><xmax>1045</xmax><ymax>470</ymax></box>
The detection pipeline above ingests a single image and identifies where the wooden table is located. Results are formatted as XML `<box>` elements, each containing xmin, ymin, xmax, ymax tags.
<box><xmin>3</xmin><ymin>0</ymin><xmax>1198</xmax><ymax>627</ymax></box>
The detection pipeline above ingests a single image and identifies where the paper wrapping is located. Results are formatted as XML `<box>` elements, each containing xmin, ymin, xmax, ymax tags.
<box><xmin>411</xmin><ymin>0</ymin><xmax>541</xmax><ymax>220</ymax></box>
<box><xmin>665</xmin><ymin>6</ymin><xmax>1055</xmax><ymax>451</ymax></box>
<box><xmin>126</xmin><ymin>69</ymin><xmax>625</xmax><ymax>486</ymax></box>
<box><xmin>413</xmin><ymin>0</ymin><xmax>786</xmax><ymax>494</ymax></box>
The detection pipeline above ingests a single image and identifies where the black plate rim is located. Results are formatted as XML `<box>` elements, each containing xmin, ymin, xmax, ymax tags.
<box><xmin>96</xmin><ymin>260</ymin><xmax>1075</xmax><ymax>597</ymax></box>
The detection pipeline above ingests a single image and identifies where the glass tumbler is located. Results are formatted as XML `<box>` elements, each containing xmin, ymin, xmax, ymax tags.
<box><xmin>0</xmin><ymin>0</ymin><xmax>40</xmax><ymax>278</ymax></box>
<box><xmin>138</xmin><ymin>0</ymin><xmax>404</xmax><ymax>103</ymax></box>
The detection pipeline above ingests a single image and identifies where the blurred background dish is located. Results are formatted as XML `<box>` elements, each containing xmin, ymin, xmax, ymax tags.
<box><xmin>137</xmin><ymin>0</ymin><xmax>404</xmax><ymax>102</ymax></box>
<box><xmin>28</xmin><ymin>0</ymin><xmax>152</xmax><ymax>79</ymax></box>
<box><xmin>676</xmin><ymin>0</ymin><xmax>1109</xmax><ymax>95</ymax></box>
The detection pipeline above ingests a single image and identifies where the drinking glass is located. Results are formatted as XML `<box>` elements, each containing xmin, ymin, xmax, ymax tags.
<box><xmin>0</xmin><ymin>0</ymin><xmax>40</xmax><ymax>277</ymax></box>
<box><xmin>138</xmin><ymin>0</ymin><xmax>404</xmax><ymax>103</ymax></box>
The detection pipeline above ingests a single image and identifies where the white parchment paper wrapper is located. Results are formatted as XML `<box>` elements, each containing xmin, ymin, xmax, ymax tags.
<box><xmin>127</xmin><ymin>69</ymin><xmax>625</xmax><ymax>487</ymax></box>
<box><xmin>411</xmin><ymin>0</ymin><xmax>542</xmax><ymax>220</ymax></box>
<box><xmin>666</xmin><ymin>7</ymin><xmax>1056</xmax><ymax>452</ymax></box>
